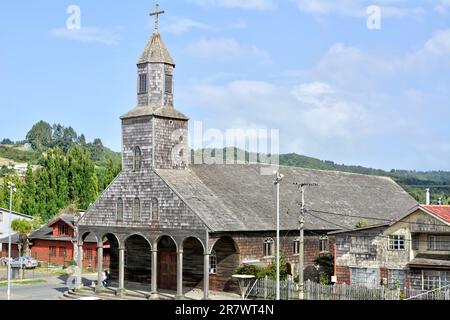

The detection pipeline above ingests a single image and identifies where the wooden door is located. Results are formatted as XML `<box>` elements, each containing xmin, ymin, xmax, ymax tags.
<box><xmin>158</xmin><ymin>250</ymin><xmax>177</xmax><ymax>290</ymax></box>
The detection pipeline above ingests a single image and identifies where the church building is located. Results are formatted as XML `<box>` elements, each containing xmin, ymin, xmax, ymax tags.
<box><xmin>76</xmin><ymin>5</ymin><xmax>418</xmax><ymax>299</ymax></box>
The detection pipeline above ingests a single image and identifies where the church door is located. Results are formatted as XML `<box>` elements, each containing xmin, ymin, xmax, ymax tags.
<box><xmin>158</xmin><ymin>250</ymin><xmax>177</xmax><ymax>290</ymax></box>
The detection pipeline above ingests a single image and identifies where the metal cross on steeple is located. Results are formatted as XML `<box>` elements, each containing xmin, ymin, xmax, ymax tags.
<box><xmin>149</xmin><ymin>3</ymin><xmax>165</xmax><ymax>32</ymax></box>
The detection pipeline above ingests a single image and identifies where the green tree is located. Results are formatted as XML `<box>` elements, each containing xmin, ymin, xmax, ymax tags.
<box><xmin>0</xmin><ymin>174</ymin><xmax>23</xmax><ymax>212</ymax></box>
<box><xmin>1</xmin><ymin>138</ymin><xmax>14</xmax><ymax>145</ymax></box>
<box><xmin>11</xmin><ymin>217</ymin><xmax>41</xmax><ymax>256</ymax></box>
<box><xmin>20</xmin><ymin>166</ymin><xmax>38</xmax><ymax>216</ymax></box>
<box><xmin>26</xmin><ymin>121</ymin><xmax>52</xmax><ymax>150</ymax></box>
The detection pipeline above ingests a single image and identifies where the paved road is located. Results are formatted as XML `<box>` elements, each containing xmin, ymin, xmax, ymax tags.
<box><xmin>0</xmin><ymin>274</ymin><xmax>97</xmax><ymax>300</ymax></box>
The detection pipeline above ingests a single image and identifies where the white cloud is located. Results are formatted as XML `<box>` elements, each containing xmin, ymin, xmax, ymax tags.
<box><xmin>49</xmin><ymin>27</ymin><xmax>119</xmax><ymax>45</ymax></box>
<box><xmin>163</xmin><ymin>18</ymin><xmax>212</xmax><ymax>35</ymax></box>
<box><xmin>295</xmin><ymin>0</ymin><xmax>425</xmax><ymax>18</ymax></box>
<box><xmin>187</xmin><ymin>0</ymin><xmax>275</xmax><ymax>10</ymax></box>
<box><xmin>186</xmin><ymin>38</ymin><xmax>270</xmax><ymax>63</ymax></box>
<box><xmin>434</xmin><ymin>0</ymin><xmax>450</xmax><ymax>15</ymax></box>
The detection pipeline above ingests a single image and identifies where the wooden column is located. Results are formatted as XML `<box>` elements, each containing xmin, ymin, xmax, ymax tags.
<box><xmin>176</xmin><ymin>250</ymin><xmax>184</xmax><ymax>300</ymax></box>
<box><xmin>76</xmin><ymin>244</ymin><xmax>83</xmax><ymax>290</ymax></box>
<box><xmin>150</xmin><ymin>249</ymin><xmax>159</xmax><ymax>299</ymax></box>
<box><xmin>117</xmin><ymin>247</ymin><xmax>125</xmax><ymax>296</ymax></box>
<box><xmin>203</xmin><ymin>253</ymin><xmax>210</xmax><ymax>300</ymax></box>
<box><xmin>95</xmin><ymin>246</ymin><xmax>104</xmax><ymax>293</ymax></box>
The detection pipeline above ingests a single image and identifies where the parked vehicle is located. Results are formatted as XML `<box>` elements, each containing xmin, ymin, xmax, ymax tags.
<box><xmin>0</xmin><ymin>257</ymin><xmax>13</xmax><ymax>266</ymax></box>
<box><xmin>10</xmin><ymin>256</ymin><xmax>38</xmax><ymax>269</ymax></box>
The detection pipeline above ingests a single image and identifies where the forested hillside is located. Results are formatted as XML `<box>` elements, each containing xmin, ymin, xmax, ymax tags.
<box><xmin>1</xmin><ymin>123</ymin><xmax>448</xmax><ymax>223</ymax></box>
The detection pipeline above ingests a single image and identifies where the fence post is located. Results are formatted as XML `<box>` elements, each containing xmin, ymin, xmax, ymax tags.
<box><xmin>287</xmin><ymin>279</ymin><xmax>291</xmax><ymax>300</ymax></box>
<box><xmin>264</xmin><ymin>276</ymin><xmax>268</xmax><ymax>300</ymax></box>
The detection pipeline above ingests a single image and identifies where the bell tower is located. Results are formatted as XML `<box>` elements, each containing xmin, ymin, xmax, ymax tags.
<box><xmin>120</xmin><ymin>4</ymin><xmax>188</xmax><ymax>172</ymax></box>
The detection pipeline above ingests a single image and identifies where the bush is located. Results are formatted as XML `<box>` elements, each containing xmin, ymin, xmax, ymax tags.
<box><xmin>235</xmin><ymin>254</ymin><xmax>288</xmax><ymax>281</ymax></box>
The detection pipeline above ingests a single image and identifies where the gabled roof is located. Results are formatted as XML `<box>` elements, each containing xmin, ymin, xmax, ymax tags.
<box><xmin>137</xmin><ymin>31</ymin><xmax>174</xmax><ymax>65</ymax></box>
<box><xmin>422</xmin><ymin>205</ymin><xmax>450</xmax><ymax>224</ymax></box>
<box><xmin>47</xmin><ymin>214</ymin><xmax>75</xmax><ymax>229</ymax></box>
<box><xmin>120</xmin><ymin>104</ymin><xmax>188</xmax><ymax>121</ymax></box>
<box><xmin>156</xmin><ymin>164</ymin><xmax>418</xmax><ymax>232</ymax></box>
<box><xmin>0</xmin><ymin>208</ymin><xmax>33</xmax><ymax>220</ymax></box>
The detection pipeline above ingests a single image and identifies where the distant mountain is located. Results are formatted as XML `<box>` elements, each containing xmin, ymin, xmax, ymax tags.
<box><xmin>192</xmin><ymin>148</ymin><xmax>450</xmax><ymax>205</ymax></box>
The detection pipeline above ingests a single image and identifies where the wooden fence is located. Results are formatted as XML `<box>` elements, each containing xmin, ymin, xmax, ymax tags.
<box><xmin>248</xmin><ymin>278</ymin><xmax>401</xmax><ymax>300</ymax></box>
<box><xmin>404</xmin><ymin>287</ymin><xmax>450</xmax><ymax>300</ymax></box>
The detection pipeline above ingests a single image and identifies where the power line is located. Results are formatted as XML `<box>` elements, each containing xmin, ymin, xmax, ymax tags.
<box><xmin>308</xmin><ymin>207</ymin><xmax>449</xmax><ymax>228</ymax></box>
<box><xmin>307</xmin><ymin>210</ymin><xmax>449</xmax><ymax>245</ymax></box>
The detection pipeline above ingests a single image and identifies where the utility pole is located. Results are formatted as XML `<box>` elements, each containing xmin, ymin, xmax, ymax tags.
<box><xmin>294</xmin><ymin>182</ymin><xmax>318</xmax><ymax>300</ymax></box>
<box><xmin>273</xmin><ymin>172</ymin><xmax>284</xmax><ymax>301</ymax></box>
<box><xmin>7</xmin><ymin>181</ymin><xmax>16</xmax><ymax>301</ymax></box>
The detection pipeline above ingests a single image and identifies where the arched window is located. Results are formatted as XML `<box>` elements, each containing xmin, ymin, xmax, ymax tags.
<box><xmin>133</xmin><ymin>197</ymin><xmax>140</xmax><ymax>221</ymax></box>
<box><xmin>116</xmin><ymin>197</ymin><xmax>123</xmax><ymax>221</ymax></box>
<box><xmin>209</xmin><ymin>250</ymin><xmax>217</xmax><ymax>274</ymax></box>
<box><xmin>263</xmin><ymin>238</ymin><xmax>274</xmax><ymax>257</ymax></box>
<box><xmin>151</xmin><ymin>198</ymin><xmax>159</xmax><ymax>221</ymax></box>
<box><xmin>134</xmin><ymin>147</ymin><xmax>142</xmax><ymax>171</ymax></box>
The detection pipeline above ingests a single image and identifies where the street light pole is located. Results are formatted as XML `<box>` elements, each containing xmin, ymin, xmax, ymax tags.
<box><xmin>7</xmin><ymin>181</ymin><xmax>16</xmax><ymax>301</ymax></box>
<box><xmin>273</xmin><ymin>172</ymin><xmax>284</xmax><ymax>301</ymax></box>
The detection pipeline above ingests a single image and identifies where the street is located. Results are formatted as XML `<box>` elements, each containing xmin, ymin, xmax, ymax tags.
<box><xmin>0</xmin><ymin>272</ymin><xmax>97</xmax><ymax>300</ymax></box>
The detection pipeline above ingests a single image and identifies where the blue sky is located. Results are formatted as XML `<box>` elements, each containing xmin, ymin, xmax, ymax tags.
<box><xmin>0</xmin><ymin>0</ymin><xmax>449</xmax><ymax>171</ymax></box>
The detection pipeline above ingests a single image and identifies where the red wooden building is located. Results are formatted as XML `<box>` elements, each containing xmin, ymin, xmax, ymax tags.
<box><xmin>29</xmin><ymin>214</ymin><xmax>110</xmax><ymax>269</ymax></box>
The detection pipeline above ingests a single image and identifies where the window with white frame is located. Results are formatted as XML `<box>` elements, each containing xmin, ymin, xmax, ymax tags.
<box><xmin>209</xmin><ymin>250</ymin><xmax>217</xmax><ymax>274</ymax></box>
<box><xmin>423</xmin><ymin>270</ymin><xmax>450</xmax><ymax>290</ymax></box>
<box><xmin>388</xmin><ymin>269</ymin><xmax>405</xmax><ymax>290</ymax></box>
<box><xmin>350</xmin><ymin>268</ymin><xmax>379</xmax><ymax>288</ymax></box>
<box><xmin>388</xmin><ymin>235</ymin><xmax>405</xmax><ymax>250</ymax></box>
<box><xmin>263</xmin><ymin>238</ymin><xmax>274</xmax><ymax>257</ymax></box>
<box><xmin>293</xmin><ymin>238</ymin><xmax>300</xmax><ymax>255</ymax></box>
<box><xmin>428</xmin><ymin>235</ymin><xmax>450</xmax><ymax>251</ymax></box>
<box><xmin>320</xmin><ymin>236</ymin><xmax>329</xmax><ymax>252</ymax></box>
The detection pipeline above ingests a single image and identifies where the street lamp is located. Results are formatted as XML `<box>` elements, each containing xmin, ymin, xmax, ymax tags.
<box><xmin>273</xmin><ymin>171</ymin><xmax>284</xmax><ymax>301</ymax></box>
<box><xmin>7</xmin><ymin>181</ymin><xmax>16</xmax><ymax>301</ymax></box>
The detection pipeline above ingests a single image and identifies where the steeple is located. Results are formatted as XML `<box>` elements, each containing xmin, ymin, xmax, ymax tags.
<box><xmin>120</xmin><ymin>4</ymin><xmax>188</xmax><ymax>171</ymax></box>
<box><xmin>134</xmin><ymin>3</ymin><xmax>176</xmax><ymax>108</ymax></box>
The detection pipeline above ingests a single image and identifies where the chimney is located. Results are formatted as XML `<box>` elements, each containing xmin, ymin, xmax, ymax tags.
<box><xmin>426</xmin><ymin>188</ymin><xmax>430</xmax><ymax>205</ymax></box>
<box><xmin>438</xmin><ymin>197</ymin><xmax>442</xmax><ymax>205</ymax></box>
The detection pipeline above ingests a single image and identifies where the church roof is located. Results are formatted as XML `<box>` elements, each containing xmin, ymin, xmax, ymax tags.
<box><xmin>156</xmin><ymin>164</ymin><xmax>418</xmax><ymax>232</ymax></box>
<box><xmin>137</xmin><ymin>31</ymin><xmax>175</xmax><ymax>65</ymax></box>
<box><xmin>120</xmin><ymin>104</ymin><xmax>188</xmax><ymax>120</ymax></box>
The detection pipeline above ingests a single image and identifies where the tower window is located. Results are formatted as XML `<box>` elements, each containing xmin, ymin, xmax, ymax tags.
<box><xmin>139</xmin><ymin>74</ymin><xmax>147</xmax><ymax>94</ymax></box>
<box><xmin>116</xmin><ymin>197</ymin><xmax>123</xmax><ymax>221</ymax></box>
<box><xmin>165</xmin><ymin>74</ymin><xmax>173</xmax><ymax>94</ymax></box>
<box><xmin>151</xmin><ymin>198</ymin><xmax>159</xmax><ymax>221</ymax></box>
<box><xmin>134</xmin><ymin>147</ymin><xmax>142</xmax><ymax>171</ymax></box>
<box><xmin>133</xmin><ymin>197</ymin><xmax>141</xmax><ymax>221</ymax></box>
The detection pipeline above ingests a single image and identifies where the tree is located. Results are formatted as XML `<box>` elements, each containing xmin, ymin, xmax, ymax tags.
<box><xmin>11</xmin><ymin>217</ymin><xmax>41</xmax><ymax>256</ymax></box>
<box><xmin>26</xmin><ymin>121</ymin><xmax>52</xmax><ymax>150</ymax></box>
<box><xmin>1</xmin><ymin>138</ymin><xmax>14</xmax><ymax>145</ymax></box>
<box><xmin>0</xmin><ymin>174</ymin><xmax>23</xmax><ymax>212</ymax></box>
<box><xmin>86</xmin><ymin>138</ymin><xmax>104</xmax><ymax>162</ymax></box>
<box><xmin>20</xmin><ymin>166</ymin><xmax>38</xmax><ymax>216</ymax></box>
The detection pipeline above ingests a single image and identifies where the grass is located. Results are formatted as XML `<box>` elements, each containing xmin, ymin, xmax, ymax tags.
<box><xmin>0</xmin><ymin>279</ymin><xmax>47</xmax><ymax>287</ymax></box>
